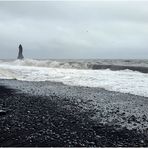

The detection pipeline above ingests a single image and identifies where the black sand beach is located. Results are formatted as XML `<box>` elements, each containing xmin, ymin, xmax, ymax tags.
<box><xmin>0</xmin><ymin>79</ymin><xmax>148</xmax><ymax>147</ymax></box>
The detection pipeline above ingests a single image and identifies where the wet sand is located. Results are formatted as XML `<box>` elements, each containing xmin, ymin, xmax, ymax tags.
<box><xmin>0</xmin><ymin>79</ymin><xmax>148</xmax><ymax>146</ymax></box>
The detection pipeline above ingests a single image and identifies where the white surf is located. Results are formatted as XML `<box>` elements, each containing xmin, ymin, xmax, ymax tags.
<box><xmin>0</xmin><ymin>59</ymin><xmax>148</xmax><ymax>97</ymax></box>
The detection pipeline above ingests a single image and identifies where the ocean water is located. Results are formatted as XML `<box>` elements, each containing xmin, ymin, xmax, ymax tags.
<box><xmin>0</xmin><ymin>59</ymin><xmax>148</xmax><ymax>97</ymax></box>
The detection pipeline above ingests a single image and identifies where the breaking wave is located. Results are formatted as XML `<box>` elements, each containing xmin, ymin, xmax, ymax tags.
<box><xmin>0</xmin><ymin>59</ymin><xmax>148</xmax><ymax>97</ymax></box>
<box><xmin>0</xmin><ymin>59</ymin><xmax>89</xmax><ymax>69</ymax></box>
<box><xmin>0</xmin><ymin>59</ymin><xmax>148</xmax><ymax>73</ymax></box>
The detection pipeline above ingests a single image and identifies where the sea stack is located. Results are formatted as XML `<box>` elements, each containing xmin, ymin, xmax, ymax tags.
<box><xmin>17</xmin><ymin>44</ymin><xmax>24</xmax><ymax>59</ymax></box>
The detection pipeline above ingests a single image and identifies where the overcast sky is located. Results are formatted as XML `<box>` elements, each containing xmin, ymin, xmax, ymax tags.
<box><xmin>0</xmin><ymin>1</ymin><xmax>148</xmax><ymax>59</ymax></box>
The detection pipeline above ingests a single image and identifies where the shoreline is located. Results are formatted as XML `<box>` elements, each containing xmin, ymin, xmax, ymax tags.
<box><xmin>0</xmin><ymin>79</ymin><xmax>148</xmax><ymax>146</ymax></box>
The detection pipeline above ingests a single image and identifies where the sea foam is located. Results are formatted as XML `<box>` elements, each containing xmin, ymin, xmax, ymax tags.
<box><xmin>0</xmin><ymin>59</ymin><xmax>148</xmax><ymax>97</ymax></box>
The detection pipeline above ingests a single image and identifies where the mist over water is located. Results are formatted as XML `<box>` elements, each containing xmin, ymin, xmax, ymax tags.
<box><xmin>0</xmin><ymin>59</ymin><xmax>148</xmax><ymax>97</ymax></box>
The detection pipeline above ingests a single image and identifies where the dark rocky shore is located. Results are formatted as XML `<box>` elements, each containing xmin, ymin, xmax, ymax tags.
<box><xmin>0</xmin><ymin>79</ymin><xmax>148</xmax><ymax>147</ymax></box>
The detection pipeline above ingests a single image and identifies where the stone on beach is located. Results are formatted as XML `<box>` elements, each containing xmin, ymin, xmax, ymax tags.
<box><xmin>0</xmin><ymin>109</ymin><xmax>7</xmax><ymax>116</ymax></box>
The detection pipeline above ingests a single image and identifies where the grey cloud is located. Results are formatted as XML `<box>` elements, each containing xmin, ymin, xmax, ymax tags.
<box><xmin>1</xmin><ymin>1</ymin><xmax>148</xmax><ymax>23</ymax></box>
<box><xmin>0</xmin><ymin>1</ymin><xmax>148</xmax><ymax>59</ymax></box>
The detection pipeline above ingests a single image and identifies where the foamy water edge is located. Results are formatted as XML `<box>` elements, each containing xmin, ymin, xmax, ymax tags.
<box><xmin>0</xmin><ymin>59</ymin><xmax>148</xmax><ymax>97</ymax></box>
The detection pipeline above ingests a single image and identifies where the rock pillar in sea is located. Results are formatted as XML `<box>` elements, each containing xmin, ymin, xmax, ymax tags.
<box><xmin>17</xmin><ymin>44</ymin><xmax>24</xmax><ymax>59</ymax></box>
